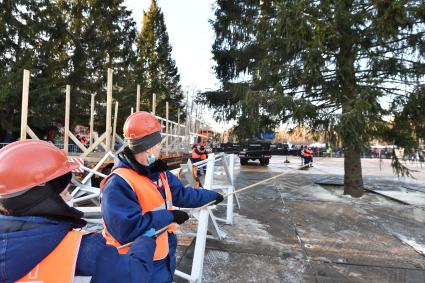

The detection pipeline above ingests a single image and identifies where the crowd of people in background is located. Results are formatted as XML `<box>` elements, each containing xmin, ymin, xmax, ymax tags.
<box><xmin>0</xmin><ymin>125</ymin><xmax>101</xmax><ymax>152</ymax></box>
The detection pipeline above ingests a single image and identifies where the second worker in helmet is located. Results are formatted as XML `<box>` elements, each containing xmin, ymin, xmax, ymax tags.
<box><xmin>101</xmin><ymin>111</ymin><xmax>224</xmax><ymax>283</ymax></box>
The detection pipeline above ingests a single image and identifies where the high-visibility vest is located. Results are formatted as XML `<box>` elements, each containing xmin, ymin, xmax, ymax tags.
<box><xmin>16</xmin><ymin>230</ymin><xmax>85</xmax><ymax>283</ymax></box>
<box><xmin>304</xmin><ymin>149</ymin><xmax>313</xmax><ymax>157</ymax></box>
<box><xmin>199</xmin><ymin>149</ymin><xmax>207</xmax><ymax>160</ymax></box>
<box><xmin>191</xmin><ymin>148</ymin><xmax>201</xmax><ymax>159</ymax></box>
<box><xmin>101</xmin><ymin>168</ymin><xmax>176</xmax><ymax>260</ymax></box>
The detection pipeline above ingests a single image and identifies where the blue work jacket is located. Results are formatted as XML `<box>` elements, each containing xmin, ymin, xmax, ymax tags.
<box><xmin>101</xmin><ymin>155</ymin><xmax>219</xmax><ymax>282</ymax></box>
<box><xmin>0</xmin><ymin>215</ymin><xmax>155</xmax><ymax>283</ymax></box>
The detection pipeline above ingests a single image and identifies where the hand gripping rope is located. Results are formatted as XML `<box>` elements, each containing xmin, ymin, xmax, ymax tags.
<box><xmin>117</xmin><ymin>159</ymin><xmax>320</xmax><ymax>249</ymax></box>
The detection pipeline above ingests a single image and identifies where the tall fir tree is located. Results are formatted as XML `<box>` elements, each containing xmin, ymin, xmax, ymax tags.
<box><xmin>0</xmin><ymin>0</ymin><xmax>137</xmax><ymax>137</ymax></box>
<box><xmin>0</xmin><ymin>0</ymin><xmax>70</xmax><ymax>137</ymax></box>
<box><xmin>0</xmin><ymin>0</ymin><xmax>26</xmax><ymax>136</ymax></box>
<box><xmin>206</xmin><ymin>0</ymin><xmax>425</xmax><ymax>197</ymax></box>
<box><xmin>201</xmin><ymin>0</ymin><xmax>279</xmax><ymax>139</ymax></box>
<box><xmin>136</xmin><ymin>0</ymin><xmax>184</xmax><ymax>121</ymax></box>
<box><xmin>60</xmin><ymin>0</ymin><xmax>137</xmax><ymax>131</ymax></box>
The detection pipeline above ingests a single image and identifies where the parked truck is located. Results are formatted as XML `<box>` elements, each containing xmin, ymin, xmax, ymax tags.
<box><xmin>238</xmin><ymin>140</ymin><xmax>272</xmax><ymax>166</ymax></box>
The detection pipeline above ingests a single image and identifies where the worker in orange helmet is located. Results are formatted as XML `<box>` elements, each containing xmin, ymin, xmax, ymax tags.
<box><xmin>100</xmin><ymin>111</ymin><xmax>223</xmax><ymax>283</ymax></box>
<box><xmin>0</xmin><ymin>140</ymin><xmax>156</xmax><ymax>283</ymax></box>
<box><xmin>199</xmin><ymin>144</ymin><xmax>208</xmax><ymax>161</ymax></box>
<box><xmin>198</xmin><ymin>144</ymin><xmax>208</xmax><ymax>175</ymax></box>
<box><xmin>190</xmin><ymin>143</ymin><xmax>201</xmax><ymax>163</ymax></box>
<box><xmin>304</xmin><ymin>145</ymin><xmax>313</xmax><ymax>167</ymax></box>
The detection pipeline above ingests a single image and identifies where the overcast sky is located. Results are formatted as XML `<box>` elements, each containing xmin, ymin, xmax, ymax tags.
<box><xmin>124</xmin><ymin>0</ymin><xmax>220</xmax><ymax>92</ymax></box>
<box><xmin>122</xmin><ymin>0</ymin><xmax>234</xmax><ymax>131</ymax></box>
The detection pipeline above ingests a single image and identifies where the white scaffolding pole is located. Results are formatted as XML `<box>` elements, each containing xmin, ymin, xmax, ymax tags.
<box><xmin>191</xmin><ymin>154</ymin><xmax>215</xmax><ymax>283</ymax></box>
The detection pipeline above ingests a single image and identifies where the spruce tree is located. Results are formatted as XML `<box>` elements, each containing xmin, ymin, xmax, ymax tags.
<box><xmin>202</xmin><ymin>0</ymin><xmax>278</xmax><ymax>139</ymax></box>
<box><xmin>206</xmin><ymin>0</ymin><xmax>425</xmax><ymax>197</ymax></box>
<box><xmin>0</xmin><ymin>0</ymin><xmax>137</xmax><ymax>136</ymax></box>
<box><xmin>136</xmin><ymin>0</ymin><xmax>184</xmax><ymax>121</ymax></box>
<box><xmin>63</xmin><ymin>0</ymin><xmax>137</xmax><ymax>131</ymax></box>
<box><xmin>0</xmin><ymin>0</ymin><xmax>70</xmax><ymax>136</ymax></box>
<box><xmin>0</xmin><ymin>0</ymin><xmax>24</xmax><ymax>135</ymax></box>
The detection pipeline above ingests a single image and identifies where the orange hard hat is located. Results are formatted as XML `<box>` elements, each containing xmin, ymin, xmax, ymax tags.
<box><xmin>0</xmin><ymin>140</ymin><xmax>79</xmax><ymax>196</ymax></box>
<box><xmin>123</xmin><ymin>111</ymin><xmax>164</xmax><ymax>140</ymax></box>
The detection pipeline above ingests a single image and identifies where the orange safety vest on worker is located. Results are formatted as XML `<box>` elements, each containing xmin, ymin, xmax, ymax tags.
<box><xmin>101</xmin><ymin>168</ymin><xmax>176</xmax><ymax>260</ymax></box>
<box><xmin>304</xmin><ymin>149</ymin><xmax>313</xmax><ymax>157</ymax></box>
<box><xmin>191</xmin><ymin>148</ymin><xmax>201</xmax><ymax>159</ymax></box>
<box><xmin>16</xmin><ymin>230</ymin><xmax>85</xmax><ymax>283</ymax></box>
<box><xmin>199</xmin><ymin>149</ymin><xmax>208</xmax><ymax>160</ymax></box>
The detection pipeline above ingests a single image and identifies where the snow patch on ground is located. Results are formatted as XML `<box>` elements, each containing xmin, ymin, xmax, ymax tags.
<box><xmin>223</xmin><ymin>213</ymin><xmax>273</xmax><ymax>242</ymax></box>
<box><xmin>394</xmin><ymin>234</ymin><xmax>425</xmax><ymax>256</ymax></box>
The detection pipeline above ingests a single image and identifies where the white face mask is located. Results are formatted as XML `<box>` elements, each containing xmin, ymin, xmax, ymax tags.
<box><xmin>147</xmin><ymin>153</ymin><xmax>156</xmax><ymax>166</ymax></box>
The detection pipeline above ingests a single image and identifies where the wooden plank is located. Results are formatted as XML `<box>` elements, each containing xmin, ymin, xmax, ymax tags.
<box><xmin>105</xmin><ymin>68</ymin><xmax>113</xmax><ymax>151</ymax></box>
<box><xmin>80</xmin><ymin>132</ymin><xmax>107</xmax><ymax>158</ymax></box>
<box><xmin>166</xmin><ymin>101</ymin><xmax>169</xmax><ymax>155</ymax></box>
<box><xmin>112</xmin><ymin>101</ymin><xmax>119</xmax><ymax>151</ymax></box>
<box><xmin>152</xmin><ymin>93</ymin><xmax>156</xmax><ymax>115</ymax></box>
<box><xmin>136</xmin><ymin>84</ymin><xmax>140</xmax><ymax>112</ymax></box>
<box><xmin>26</xmin><ymin>126</ymin><xmax>39</xmax><ymax>140</ymax></box>
<box><xmin>64</xmin><ymin>85</ymin><xmax>71</xmax><ymax>154</ymax></box>
<box><xmin>69</xmin><ymin>132</ymin><xmax>89</xmax><ymax>153</ymax></box>
<box><xmin>20</xmin><ymin>69</ymin><xmax>30</xmax><ymax>140</ymax></box>
<box><xmin>90</xmin><ymin>93</ymin><xmax>96</xmax><ymax>146</ymax></box>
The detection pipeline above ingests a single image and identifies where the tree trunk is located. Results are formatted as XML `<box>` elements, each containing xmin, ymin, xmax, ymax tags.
<box><xmin>335</xmin><ymin>0</ymin><xmax>364</xmax><ymax>197</ymax></box>
<box><xmin>343</xmin><ymin>147</ymin><xmax>364</xmax><ymax>197</ymax></box>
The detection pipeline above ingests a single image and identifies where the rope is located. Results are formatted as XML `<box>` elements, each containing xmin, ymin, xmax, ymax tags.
<box><xmin>115</xmin><ymin>157</ymin><xmax>325</xmax><ymax>249</ymax></box>
<box><xmin>117</xmin><ymin>224</ymin><xmax>173</xmax><ymax>250</ymax></box>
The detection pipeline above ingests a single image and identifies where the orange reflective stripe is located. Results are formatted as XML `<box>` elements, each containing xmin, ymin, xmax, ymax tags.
<box><xmin>160</xmin><ymin>173</ymin><xmax>174</xmax><ymax>211</ymax></box>
<box><xmin>16</xmin><ymin>231</ymin><xmax>85</xmax><ymax>283</ymax></box>
<box><xmin>198</xmin><ymin>149</ymin><xmax>207</xmax><ymax>160</ymax></box>
<box><xmin>191</xmin><ymin>149</ymin><xmax>201</xmax><ymax>159</ymax></box>
<box><xmin>102</xmin><ymin>168</ymin><xmax>175</xmax><ymax>260</ymax></box>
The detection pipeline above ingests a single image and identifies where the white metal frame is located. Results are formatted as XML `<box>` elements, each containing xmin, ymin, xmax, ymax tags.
<box><xmin>187</xmin><ymin>153</ymin><xmax>240</xmax><ymax>224</ymax></box>
<box><xmin>68</xmin><ymin>151</ymin><xmax>237</xmax><ymax>282</ymax></box>
<box><xmin>173</xmin><ymin>153</ymin><xmax>239</xmax><ymax>282</ymax></box>
<box><xmin>174</xmin><ymin>153</ymin><xmax>216</xmax><ymax>283</ymax></box>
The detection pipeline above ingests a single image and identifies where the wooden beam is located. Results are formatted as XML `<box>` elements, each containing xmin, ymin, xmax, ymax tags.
<box><xmin>90</xmin><ymin>93</ymin><xmax>96</xmax><ymax>146</ymax></box>
<box><xmin>166</xmin><ymin>101</ymin><xmax>169</xmax><ymax>155</ymax></box>
<box><xmin>136</xmin><ymin>84</ymin><xmax>140</xmax><ymax>112</ymax></box>
<box><xmin>112</xmin><ymin>101</ymin><xmax>119</xmax><ymax>152</ymax></box>
<box><xmin>152</xmin><ymin>93</ymin><xmax>156</xmax><ymax>115</ymax></box>
<box><xmin>177</xmin><ymin>108</ymin><xmax>181</xmax><ymax>149</ymax></box>
<box><xmin>20</xmin><ymin>70</ymin><xmax>30</xmax><ymax>140</ymax></box>
<box><xmin>26</xmin><ymin>126</ymin><xmax>39</xmax><ymax>140</ymax></box>
<box><xmin>80</xmin><ymin>132</ymin><xmax>107</xmax><ymax>158</ymax></box>
<box><xmin>69</xmin><ymin>132</ymin><xmax>89</xmax><ymax>154</ymax></box>
<box><xmin>64</xmin><ymin>85</ymin><xmax>71</xmax><ymax>154</ymax></box>
<box><xmin>105</xmin><ymin>68</ymin><xmax>113</xmax><ymax>151</ymax></box>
